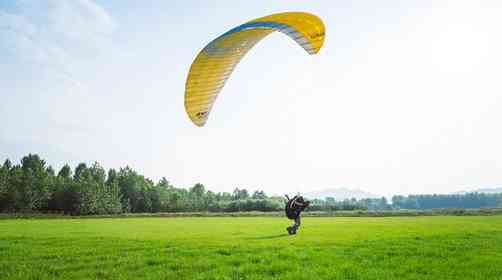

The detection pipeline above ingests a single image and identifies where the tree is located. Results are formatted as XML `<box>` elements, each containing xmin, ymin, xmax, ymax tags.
<box><xmin>166</xmin><ymin>189</ymin><xmax>186</xmax><ymax>212</ymax></box>
<box><xmin>217</xmin><ymin>192</ymin><xmax>233</xmax><ymax>202</ymax></box>
<box><xmin>3</xmin><ymin>159</ymin><xmax>12</xmax><ymax>170</ymax></box>
<box><xmin>136</xmin><ymin>178</ymin><xmax>154</xmax><ymax>213</ymax></box>
<box><xmin>49</xmin><ymin>165</ymin><xmax>77</xmax><ymax>214</ymax></box>
<box><xmin>325</xmin><ymin>197</ymin><xmax>336</xmax><ymax>205</ymax></box>
<box><xmin>76</xmin><ymin>162</ymin><xmax>123</xmax><ymax>215</ymax></box>
<box><xmin>102</xmin><ymin>180</ymin><xmax>122</xmax><ymax>214</ymax></box>
<box><xmin>74</xmin><ymin>163</ymin><xmax>88</xmax><ymax>182</ymax></box>
<box><xmin>47</xmin><ymin>166</ymin><xmax>55</xmax><ymax>177</ymax></box>
<box><xmin>190</xmin><ymin>183</ymin><xmax>206</xmax><ymax>198</ymax></box>
<box><xmin>252</xmin><ymin>190</ymin><xmax>267</xmax><ymax>199</ymax></box>
<box><xmin>58</xmin><ymin>164</ymin><xmax>72</xmax><ymax>179</ymax></box>
<box><xmin>0</xmin><ymin>160</ymin><xmax>11</xmax><ymax>212</ymax></box>
<box><xmin>78</xmin><ymin>176</ymin><xmax>99</xmax><ymax>215</ymax></box>
<box><xmin>378</xmin><ymin>197</ymin><xmax>390</xmax><ymax>210</ymax></box>
<box><xmin>117</xmin><ymin>167</ymin><xmax>139</xmax><ymax>213</ymax></box>
<box><xmin>106</xmin><ymin>169</ymin><xmax>117</xmax><ymax>186</ymax></box>
<box><xmin>154</xmin><ymin>177</ymin><xmax>173</xmax><ymax>211</ymax></box>
<box><xmin>189</xmin><ymin>183</ymin><xmax>206</xmax><ymax>211</ymax></box>
<box><xmin>233</xmin><ymin>188</ymin><xmax>249</xmax><ymax>200</ymax></box>
<box><xmin>16</xmin><ymin>154</ymin><xmax>51</xmax><ymax>211</ymax></box>
<box><xmin>88</xmin><ymin>162</ymin><xmax>106</xmax><ymax>184</ymax></box>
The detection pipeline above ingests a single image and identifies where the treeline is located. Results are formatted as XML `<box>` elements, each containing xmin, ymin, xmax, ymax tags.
<box><xmin>0</xmin><ymin>154</ymin><xmax>288</xmax><ymax>214</ymax></box>
<box><xmin>392</xmin><ymin>193</ymin><xmax>502</xmax><ymax>209</ymax></box>
<box><xmin>312</xmin><ymin>194</ymin><xmax>502</xmax><ymax>211</ymax></box>
<box><xmin>309</xmin><ymin>197</ymin><xmax>391</xmax><ymax>211</ymax></box>
<box><xmin>1</xmin><ymin>154</ymin><xmax>501</xmax><ymax>215</ymax></box>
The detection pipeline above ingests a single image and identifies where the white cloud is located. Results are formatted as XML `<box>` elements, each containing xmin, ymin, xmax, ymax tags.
<box><xmin>46</xmin><ymin>0</ymin><xmax>116</xmax><ymax>48</ymax></box>
<box><xmin>0</xmin><ymin>0</ymin><xmax>116</xmax><ymax>88</ymax></box>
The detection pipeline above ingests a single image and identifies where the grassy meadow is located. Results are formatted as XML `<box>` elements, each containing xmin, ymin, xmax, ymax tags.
<box><xmin>1</xmin><ymin>216</ymin><xmax>502</xmax><ymax>279</ymax></box>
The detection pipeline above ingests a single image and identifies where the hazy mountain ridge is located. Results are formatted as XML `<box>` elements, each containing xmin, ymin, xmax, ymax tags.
<box><xmin>453</xmin><ymin>187</ymin><xmax>502</xmax><ymax>195</ymax></box>
<box><xmin>305</xmin><ymin>188</ymin><xmax>379</xmax><ymax>201</ymax></box>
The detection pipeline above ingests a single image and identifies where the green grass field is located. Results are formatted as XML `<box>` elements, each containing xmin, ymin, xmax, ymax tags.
<box><xmin>1</xmin><ymin>216</ymin><xmax>501</xmax><ymax>279</ymax></box>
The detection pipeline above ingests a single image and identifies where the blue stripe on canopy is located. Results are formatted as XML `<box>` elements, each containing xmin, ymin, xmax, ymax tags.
<box><xmin>203</xmin><ymin>21</ymin><xmax>304</xmax><ymax>56</ymax></box>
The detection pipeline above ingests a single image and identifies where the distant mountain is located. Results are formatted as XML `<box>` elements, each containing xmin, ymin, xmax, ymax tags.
<box><xmin>305</xmin><ymin>188</ymin><xmax>379</xmax><ymax>201</ymax></box>
<box><xmin>453</xmin><ymin>187</ymin><xmax>502</xmax><ymax>195</ymax></box>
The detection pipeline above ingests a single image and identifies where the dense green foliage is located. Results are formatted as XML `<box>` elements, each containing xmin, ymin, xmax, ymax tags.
<box><xmin>1</xmin><ymin>154</ymin><xmax>502</xmax><ymax>215</ymax></box>
<box><xmin>1</xmin><ymin>216</ymin><xmax>501</xmax><ymax>279</ymax></box>
<box><xmin>0</xmin><ymin>154</ymin><xmax>375</xmax><ymax>214</ymax></box>
<box><xmin>0</xmin><ymin>154</ymin><xmax>287</xmax><ymax>214</ymax></box>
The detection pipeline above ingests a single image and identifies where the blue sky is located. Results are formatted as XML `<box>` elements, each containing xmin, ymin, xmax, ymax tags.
<box><xmin>2</xmin><ymin>0</ymin><xmax>502</xmax><ymax>196</ymax></box>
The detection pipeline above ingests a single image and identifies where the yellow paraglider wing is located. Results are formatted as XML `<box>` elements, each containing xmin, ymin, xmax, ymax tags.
<box><xmin>185</xmin><ymin>12</ymin><xmax>326</xmax><ymax>127</ymax></box>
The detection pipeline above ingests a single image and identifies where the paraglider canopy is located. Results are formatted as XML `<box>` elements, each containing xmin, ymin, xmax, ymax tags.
<box><xmin>184</xmin><ymin>12</ymin><xmax>326</xmax><ymax>127</ymax></box>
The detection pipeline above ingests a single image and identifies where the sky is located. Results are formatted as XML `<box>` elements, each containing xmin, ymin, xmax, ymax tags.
<box><xmin>1</xmin><ymin>0</ymin><xmax>502</xmax><ymax>197</ymax></box>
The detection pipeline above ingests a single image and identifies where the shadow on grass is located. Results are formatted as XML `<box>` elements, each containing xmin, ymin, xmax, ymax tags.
<box><xmin>246</xmin><ymin>233</ymin><xmax>289</xmax><ymax>240</ymax></box>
